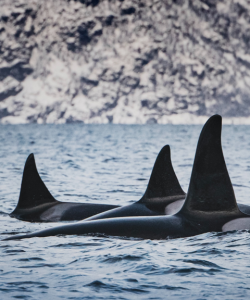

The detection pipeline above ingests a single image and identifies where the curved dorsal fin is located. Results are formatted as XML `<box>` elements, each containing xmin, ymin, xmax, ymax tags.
<box><xmin>180</xmin><ymin>115</ymin><xmax>240</xmax><ymax>218</ymax></box>
<box><xmin>13</xmin><ymin>154</ymin><xmax>58</xmax><ymax>211</ymax></box>
<box><xmin>139</xmin><ymin>145</ymin><xmax>185</xmax><ymax>203</ymax></box>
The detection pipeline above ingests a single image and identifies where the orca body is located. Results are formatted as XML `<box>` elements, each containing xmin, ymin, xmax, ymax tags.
<box><xmin>10</xmin><ymin>144</ymin><xmax>185</xmax><ymax>222</ymax></box>
<box><xmin>5</xmin><ymin>115</ymin><xmax>250</xmax><ymax>241</ymax></box>
<box><xmin>10</xmin><ymin>154</ymin><xmax>118</xmax><ymax>222</ymax></box>
<box><xmin>86</xmin><ymin>144</ymin><xmax>186</xmax><ymax>221</ymax></box>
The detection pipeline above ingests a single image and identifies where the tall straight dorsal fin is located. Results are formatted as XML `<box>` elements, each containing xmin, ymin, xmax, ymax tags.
<box><xmin>12</xmin><ymin>154</ymin><xmax>58</xmax><ymax>211</ymax></box>
<box><xmin>139</xmin><ymin>145</ymin><xmax>185</xmax><ymax>203</ymax></box>
<box><xmin>181</xmin><ymin>115</ymin><xmax>240</xmax><ymax>218</ymax></box>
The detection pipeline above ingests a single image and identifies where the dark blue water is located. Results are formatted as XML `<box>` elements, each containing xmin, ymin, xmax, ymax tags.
<box><xmin>1</xmin><ymin>124</ymin><xmax>250</xmax><ymax>299</ymax></box>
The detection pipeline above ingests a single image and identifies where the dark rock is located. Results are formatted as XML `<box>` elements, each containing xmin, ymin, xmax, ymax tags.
<box><xmin>214</xmin><ymin>15</ymin><xmax>230</xmax><ymax>39</ymax></box>
<box><xmin>107</xmin><ymin>115</ymin><xmax>113</xmax><ymax>123</ymax></box>
<box><xmin>153</xmin><ymin>59</ymin><xmax>172</xmax><ymax>75</ymax></box>
<box><xmin>121</xmin><ymin>7</ymin><xmax>136</xmax><ymax>15</ymax></box>
<box><xmin>9</xmin><ymin>63</ymin><xmax>33</xmax><ymax>82</ymax></box>
<box><xmin>0</xmin><ymin>67</ymin><xmax>9</xmax><ymax>81</ymax></box>
<box><xmin>105</xmin><ymin>101</ymin><xmax>118</xmax><ymax>110</ymax></box>
<box><xmin>134</xmin><ymin>59</ymin><xmax>148</xmax><ymax>73</ymax></box>
<box><xmin>81</xmin><ymin>77</ymin><xmax>98</xmax><ymax>87</ymax></box>
<box><xmin>81</xmin><ymin>77</ymin><xmax>99</xmax><ymax>95</ymax></box>
<box><xmin>27</xmin><ymin>114</ymin><xmax>39</xmax><ymax>123</ymax></box>
<box><xmin>99</xmin><ymin>68</ymin><xmax>122</xmax><ymax>82</ymax></box>
<box><xmin>65</xmin><ymin>116</ymin><xmax>83</xmax><ymax>123</ymax></box>
<box><xmin>104</xmin><ymin>15</ymin><xmax>115</xmax><ymax>26</ymax></box>
<box><xmin>78</xmin><ymin>24</ymin><xmax>92</xmax><ymax>45</ymax></box>
<box><xmin>141</xmin><ymin>100</ymin><xmax>149</xmax><ymax>107</ymax></box>
<box><xmin>67</xmin><ymin>42</ymin><xmax>77</xmax><ymax>52</ymax></box>
<box><xmin>0</xmin><ymin>108</ymin><xmax>10</xmax><ymax>118</ymax></box>
<box><xmin>25</xmin><ymin>8</ymin><xmax>33</xmax><ymax>15</ymax></box>
<box><xmin>146</xmin><ymin>117</ymin><xmax>157</xmax><ymax>124</ymax></box>
<box><xmin>77</xmin><ymin>0</ymin><xmax>99</xmax><ymax>7</ymax></box>
<box><xmin>0</xmin><ymin>79</ymin><xmax>22</xmax><ymax>102</ymax></box>
<box><xmin>1</xmin><ymin>16</ymin><xmax>9</xmax><ymax>22</ymax></box>
<box><xmin>120</xmin><ymin>76</ymin><xmax>139</xmax><ymax>89</ymax></box>
<box><xmin>15</xmin><ymin>15</ymin><xmax>27</xmax><ymax>26</ymax></box>
<box><xmin>14</xmin><ymin>29</ymin><xmax>22</xmax><ymax>38</ymax></box>
<box><xmin>199</xmin><ymin>0</ymin><xmax>216</xmax><ymax>8</ymax></box>
<box><xmin>243</xmin><ymin>30</ymin><xmax>250</xmax><ymax>46</ymax></box>
<box><xmin>237</xmin><ymin>56</ymin><xmax>250</xmax><ymax>69</ymax></box>
<box><xmin>11</xmin><ymin>12</ymin><xmax>21</xmax><ymax>19</ymax></box>
<box><xmin>92</xmin><ymin>28</ymin><xmax>102</xmax><ymax>37</ymax></box>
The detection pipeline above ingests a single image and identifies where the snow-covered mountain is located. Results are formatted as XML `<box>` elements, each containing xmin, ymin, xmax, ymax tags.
<box><xmin>0</xmin><ymin>0</ymin><xmax>250</xmax><ymax>124</ymax></box>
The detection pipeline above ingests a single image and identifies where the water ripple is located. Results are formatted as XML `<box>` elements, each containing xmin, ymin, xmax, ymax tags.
<box><xmin>1</xmin><ymin>124</ymin><xmax>250</xmax><ymax>299</ymax></box>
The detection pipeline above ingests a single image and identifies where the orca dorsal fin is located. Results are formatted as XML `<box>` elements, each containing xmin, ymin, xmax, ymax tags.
<box><xmin>13</xmin><ymin>154</ymin><xmax>58</xmax><ymax>211</ymax></box>
<box><xmin>180</xmin><ymin>115</ymin><xmax>240</xmax><ymax>218</ymax></box>
<box><xmin>139</xmin><ymin>145</ymin><xmax>185</xmax><ymax>204</ymax></box>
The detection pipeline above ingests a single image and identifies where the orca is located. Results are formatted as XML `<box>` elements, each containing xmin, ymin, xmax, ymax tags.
<box><xmin>9</xmin><ymin>144</ymin><xmax>185</xmax><ymax>222</ymax></box>
<box><xmin>85</xmin><ymin>144</ymin><xmax>186</xmax><ymax>221</ymax></box>
<box><xmin>5</xmin><ymin>115</ymin><xmax>250</xmax><ymax>241</ymax></box>
<box><xmin>10</xmin><ymin>154</ymin><xmax>118</xmax><ymax>222</ymax></box>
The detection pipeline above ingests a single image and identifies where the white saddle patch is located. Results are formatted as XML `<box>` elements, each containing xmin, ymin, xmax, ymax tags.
<box><xmin>222</xmin><ymin>218</ymin><xmax>250</xmax><ymax>232</ymax></box>
<box><xmin>40</xmin><ymin>203</ymin><xmax>75</xmax><ymax>221</ymax></box>
<box><xmin>165</xmin><ymin>200</ymin><xmax>184</xmax><ymax>215</ymax></box>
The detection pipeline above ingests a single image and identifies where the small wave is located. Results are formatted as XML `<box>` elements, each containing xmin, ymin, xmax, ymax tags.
<box><xmin>102</xmin><ymin>254</ymin><xmax>143</xmax><ymax>263</ymax></box>
<box><xmin>126</xmin><ymin>278</ymin><xmax>138</xmax><ymax>283</ymax></box>
<box><xmin>0</xmin><ymin>211</ymin><xmax>8</xmax><ymax>216</ymax></box>
<box><xmin>189</xmin><ymin>248</ymin><xmax>225</xmax><ymax>256</ymax></box>
<box><xmin>1</xmin><ymin>231</ymin><xmax>31</xmax><ymax>236</ymax></box>
<box><xmin>182</xmin><ymin>259</ymin><xmax>225</xmax><ymax>269</ymax></box>
<box><xmin>18</xmin><ymin>263</ymin><xmax>63</xmax><ymax>269</ymax></box>
<box><xmin>233</xmin><ymin>184</ymin><xmax>250</xmax><ymax>188</ymax></box>
<box><xmin>4</xmin><ymin>249</ymin><xmax>25</xmax><ymax>254</ymax></box>
<box><xmin>140</xmin><ymin>284</ymin><xmax>188</xmax><ymax>290</ymax></box>
<box><xmin>178</xmin><ymin>164</ymin><xmax>193</xmax><ymax>167</ymax></box>
<box><xmin>51</xmin><ymin>242</ymin><xmax>103</xmax><ymax>248</ymax></box>
<box><xmin>85</xmin><ymin>280</ymin><xmax>149</xmax><ymax>294</ymax></box>
<box><xmin>102</xmin><ymin>157</ymin><xmax>121</xmax><ymax>163</ymax></box>
<box><xmin>164</xmin><ymin>267</ymin><xmax>222</xmax><ymax>275</ymax></box>
<box><xmin>159</xmin><ymin>285</ymin><xmax>188</xmax><ymax>290</ymax></box>
<box><xmin>7</xmin><ymin>281</ymin><xmax>48</xmax><ymax>287</ymax></box>
<box><xmin>107</xmin><ymin>189</ymin><xmax>126</xmax><ymax>193</ymax></box>
<box><xmin>15</xmin><ymin>257</ymin><xmax>45</xmax><ymax>262</ymax></box>
<box><xmin>63</xmin><ymin>194</ymin><xmax>91</xmax><ymax>198</ymax></box>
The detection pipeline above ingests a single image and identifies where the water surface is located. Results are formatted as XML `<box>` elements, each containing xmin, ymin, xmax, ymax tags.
<box><xmin>1</xmin><ymin>124</ymin><xmax>250</xmax><ymax>299</ymax></box>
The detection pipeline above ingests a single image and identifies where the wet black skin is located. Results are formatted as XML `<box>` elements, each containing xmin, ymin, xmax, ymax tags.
<box><xmin>85</xmin><ymin>200</ymin><xmax>250</xmax><ymax>222</ymax></box>
<box><xmin>10</xmin><ymin>202</ymin><xmax>119</xmax><ymax>222</ymax></box>
<box><xmin>85</xmin><ymin>196</ymin><xmax>185</xmax><ymax>221</ymax></box>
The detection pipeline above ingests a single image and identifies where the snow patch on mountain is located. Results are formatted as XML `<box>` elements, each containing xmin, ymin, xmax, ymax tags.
<box><xmin>0</xmin><ymin>0</ymin><xmax>250</xmax><ymax>124</ymax></box>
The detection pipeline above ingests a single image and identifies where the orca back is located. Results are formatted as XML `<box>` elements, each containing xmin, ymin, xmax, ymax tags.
<box><xmin>11</xmin><ymin>154</ymin><xmax>58</xmax><ymax>214</ymax></box>
<box><xmin>139</xmin><ymin>145</ymin><xmax>185</xmax><ymax>206</ymax></box>
<box><xmin>180</xmin><ymin>115</ymin><xmax>242</xmax><ymax>222</ymax></box>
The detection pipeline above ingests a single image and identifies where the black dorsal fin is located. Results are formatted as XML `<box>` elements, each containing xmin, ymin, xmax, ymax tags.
<box><xmin>12</xmin><ymin>154</ymin><xmax>58</xmax><ymax>211</ymax></box>
<box><xmin>180</xmin><ymin>115</ymin><xmax>240</xmax><ymax>218</ymax></box>
<box><xmin>139</xmin><ymin>145</ymin><xmax>185</xmax><ymax>204</ymax></box>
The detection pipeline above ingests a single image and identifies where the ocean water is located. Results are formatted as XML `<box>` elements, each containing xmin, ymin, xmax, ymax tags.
<box><xmin>0</xmin><ymin>123</ymin><xmax>250</xmax><ymax>299</ymax></box>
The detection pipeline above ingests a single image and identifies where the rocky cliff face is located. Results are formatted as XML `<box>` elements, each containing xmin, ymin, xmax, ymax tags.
<box><xmin>0</xmin><ymin>0</ymin><xmax>250</xmax><ymax>124</ymax></box>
